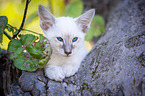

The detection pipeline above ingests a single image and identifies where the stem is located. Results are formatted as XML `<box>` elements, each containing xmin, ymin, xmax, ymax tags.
<box><xmin>3</xmin><ymin>31</ymin><xmax>12</xmax><ymax>40</ymax></box>
<box><xmin>22</xmin><ymin>29</ymin><xmax>41</xmax><ymax>35</ymax></box>
<box><xmin>7</xmin><ymin>24</ymin><xmax>18</xmax><ymax>30</ymax></box>
<box><xmin>13</xmin><ymin>0</ymin><xmax>31</xmax><ymax>38</ymax></box>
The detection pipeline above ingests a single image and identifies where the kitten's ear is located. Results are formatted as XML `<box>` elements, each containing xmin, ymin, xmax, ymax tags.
<box><xmin>38</xmin><ymin>5</ymin><xmax>56</xmax><ymax>31</ymax></box>
<box><xmin>75</xmin><ymin>9</ymin><xmax>95</xmax><ymax>33</ymax></box>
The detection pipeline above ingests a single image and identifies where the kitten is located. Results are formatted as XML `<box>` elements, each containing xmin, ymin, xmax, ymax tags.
<box><xmin>38</xmin><ymin>5</ymin><xmax>95</xmax><ymax>81</ymax></box>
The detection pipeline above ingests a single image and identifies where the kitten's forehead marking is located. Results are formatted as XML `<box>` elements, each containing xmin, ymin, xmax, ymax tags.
<box><xmin>62</xmin><ymin>34</ymin><xmax>73</xmax><ymax>54</ymax></box>
<box><xmin>63</xmin><ymin>34</ymin><xmax>72</xmax><ymax>44</ymax></box>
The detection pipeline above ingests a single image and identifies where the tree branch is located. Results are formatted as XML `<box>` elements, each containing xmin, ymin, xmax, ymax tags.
<box><xmin>13</xmin><ymin>0</ymin><xmax>31</xmax><ymax>38</ymax></box>
<box><xmin>3</xmin><ymin>31</ymin><xmax>12</xmax><ymax>40</ymax></box>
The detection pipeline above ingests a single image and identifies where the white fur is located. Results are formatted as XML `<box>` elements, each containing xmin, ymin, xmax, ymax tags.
<box><xmin>46</xmin><ymin>46</ymin><xmax>87</xmax><ymax>81</ymax></box>
<box><xmin>38</xmin><ymin>5</ymin><xmax>95</xmax><ymax>81</ymax></box>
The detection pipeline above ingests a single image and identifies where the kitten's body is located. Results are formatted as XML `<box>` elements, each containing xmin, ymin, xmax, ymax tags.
<box><xmin>38</xmin><ymin>5</ymin><xmax>95</xmax><ymax>81</ymax></box>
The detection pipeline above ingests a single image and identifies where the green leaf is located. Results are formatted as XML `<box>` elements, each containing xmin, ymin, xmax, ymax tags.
<box><xmin>38</xmin><ymin>56</ymin><xmax>50</xmax><ymax>68</ymax></box>
<box><xmin>9</xmin><ymin>47</ymin><xmax>23</xmax><ymax>59</ymax></box>
<box><xmin>85</xmin><ymin>29</ymin><xmax>93</xmax><ymax>41</ymax></box>
<box><xmin>93</xmin><ymin>15</ymin><xmax>104</xmax><ymax>27</ymax></box>
<box><xmin>19</xmin><ymin>34</ymin><xmax>38</xmax><ymax>45</ymax></box>
<box><xmin>26</xmin><ymin>45</ymin><xmax>43</xmax><ymax>59</ymax></box>
<box><xmin>0</xmin><ymin>16</ymin><xmax>8</xmax><ymax>29</ymax></box>
<box><xmin>92</xmin><ymin>15</ymin><xmax>105</xmax><ymax>36</ymax></box>
<box><xmin>14</xmin><ymin>56</ymin><xmax>25</xmax><ymax>70</ymax></box>
<box><xmin>66</xmin><ymin>0</ymin><xmax>83</xmax><ymax>18</ymax></box>
<box><xmin>0</xmin><ymin>16</ymin><xmax>8</xmax><ymax>43</ymax></box>
<box><xmin>7</xmin><ymin>39</ymin><xmax>22</xmax><ymax>52</ymax></box>
<box><xmin>14</xmin><ymin>55</ymin><xmax>38</xmax><ymax>72</ymax></box>
<box><xmin>93</xmin><ymin>28</ymin><xmax>101</xmax><ymax>37</ymax></box>
<box><xmin>0</xmin><ymin>30</ymin><xmax>3</xmax><ymax>43</ymax></box>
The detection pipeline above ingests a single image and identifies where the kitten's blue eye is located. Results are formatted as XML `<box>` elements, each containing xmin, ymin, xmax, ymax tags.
<box><xmin>72</xmin><ymin>37</ymin><xmax>78</xmax><ymax>42</ymax></box>
<box><xmin>57</xmin><ymin>37</ymin><xmax>63</xmax><ymax>42</ymax></box>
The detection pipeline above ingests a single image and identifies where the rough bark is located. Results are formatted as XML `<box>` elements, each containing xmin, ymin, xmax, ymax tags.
<box><xmin>83</xmin><ymin>0</ymin><xmax>119</xmax><ymax>23</ymax></box>
<box><xmin>0</xmin><ymin>53</ymin><xmax>22</xmax><ymax>96</ymax></box>
<box><xmin>2</xmin><ymin>0</ymin><xmax>145</xmax><ymax>95</ymax></box>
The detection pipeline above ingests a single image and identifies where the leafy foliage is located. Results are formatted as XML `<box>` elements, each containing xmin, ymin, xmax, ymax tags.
<box><xmin>7</xmin><ymin>34</ymin><xmax>51</xmax><ymax>71</ymax></box>
<box><xmin>0</xmin><ymin>16</ymin><xmax>51</xmax><ymax>72</ymax></box>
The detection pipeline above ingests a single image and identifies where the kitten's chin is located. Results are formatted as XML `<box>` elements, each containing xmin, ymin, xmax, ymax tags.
<box><xmin>62</xmin><ymin>53</ymin><xmax>73</xmax><ymax>57</ymax></box>
<box><xmin>64</xmin><ymin>55</ymin><xmax>71</xmax><ymax>57</ymax></box>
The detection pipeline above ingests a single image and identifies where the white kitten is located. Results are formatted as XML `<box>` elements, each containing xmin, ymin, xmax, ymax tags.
<box><xmin>38</xmin><ymin>5</ymin><xmax>95</xmax><ymax>81</ymax></box>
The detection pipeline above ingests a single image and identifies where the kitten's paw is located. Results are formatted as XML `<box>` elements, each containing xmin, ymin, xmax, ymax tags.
<box><xmin>62</xmin><ymin>65</ymin><xmax>79</xmax><ymax>77</ymax></box>
<box><xmin>45</xmin><ymin>65</ymin><xmax>65</xmax><ymax>81</ymax></box>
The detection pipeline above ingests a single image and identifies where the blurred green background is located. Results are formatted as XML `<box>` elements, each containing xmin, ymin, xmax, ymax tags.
<box><xmin>0</xmin><ymin>0</ymin><xmax>105</xmax><ymax>51</ymax></box>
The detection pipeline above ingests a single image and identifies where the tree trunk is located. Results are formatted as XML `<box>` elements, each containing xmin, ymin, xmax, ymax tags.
<box><xmin>2</xmin><ymin>0</ymin><xmax>145</xmax><ymax>95</ymax></box>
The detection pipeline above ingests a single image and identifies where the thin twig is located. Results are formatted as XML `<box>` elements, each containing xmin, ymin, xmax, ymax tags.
<box><xmin>7</xmin><ymin>24</ymin><xmax>18</xmax><ymax>30</ymax></box>
<box><xmin>22</xmin><ymin>29</ymin><xmax>41</xmax><ymax>35</ymax></box>
<box><xmin>3</xmin><ymin>31</ymin><xmax>12</xmax><ymax>40</ymax></box>
<box><xmin>13</xmin><ymin>0</ymin><xmax>31</xmax><ymax>38</ymax></box>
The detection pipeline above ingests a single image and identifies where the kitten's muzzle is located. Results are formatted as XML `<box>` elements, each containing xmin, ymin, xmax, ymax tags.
<box><xmin>63</xmin><ymin>43</ymin><xmax>73</xmax><ymax>56</ymax></box>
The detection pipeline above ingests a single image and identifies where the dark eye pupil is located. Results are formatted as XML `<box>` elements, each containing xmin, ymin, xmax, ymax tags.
<box><xmin>72</xmin><ymin>37</ymin><xmax>78</xmax><ymax>42</ymax></box>
<box><xmin>57</xmin><ymin>37</ymin><xmax>63</xmax><ymax>41</ymax></box>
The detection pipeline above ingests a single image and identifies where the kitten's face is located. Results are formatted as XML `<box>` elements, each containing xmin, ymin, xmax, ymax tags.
<box><xmin>46</xmin><ymin>17</ymin><xmax>86</xmax><ymax>57</ymax></box>
<box><xmin>38</xmin><ymin>5</ymin><xmax>95</xmax><ymax>57</ymax></box>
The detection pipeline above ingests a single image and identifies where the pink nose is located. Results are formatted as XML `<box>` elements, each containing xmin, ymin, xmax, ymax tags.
<box><xmin>64</xmin><ymin>51</ymin><xmax>72</xmax><ymax>56</ymax></box>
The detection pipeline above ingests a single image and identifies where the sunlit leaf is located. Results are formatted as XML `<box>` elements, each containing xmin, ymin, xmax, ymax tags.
<box><xmin>8</xmin><ymin>39</ymin><xmax>22</xmax><ymax>53</ymax></box>
<box><xmin>93</xmin><ymin>28</ymin><xmax>101</xmax><ymax>37</ymax></box>
<box><xmin>26</xmin><ymin>45</ymin><xmax>43</xmax><ymax>59</ymax></box>
<box><xmin>93</xmin><ymin>15</ymin><xmax>105</xmax><ymax>28</ymax></box>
